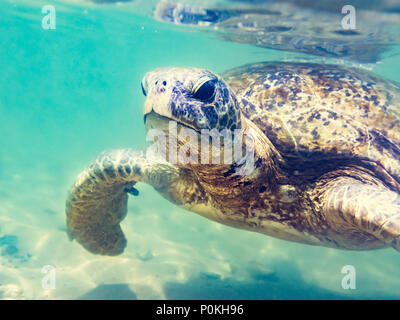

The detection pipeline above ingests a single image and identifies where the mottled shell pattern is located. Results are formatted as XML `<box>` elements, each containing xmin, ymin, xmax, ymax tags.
<box><xmin>222</xmin><ymin>62</ymin><xmax>400</xmax><ymax>188</ymax></box>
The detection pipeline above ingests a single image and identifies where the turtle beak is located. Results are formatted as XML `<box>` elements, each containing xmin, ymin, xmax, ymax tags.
<box><xmin>143</xmin><ymin>99</ymin><xmax>154</xmax><ymax>120</ymax></box>
<box><xmin>143</xmin><ymin>113</ymin><xmax>150</xmax><ymax>125</ymax></box>
<box><xmin>141</xmin><ymin>74</ymin><xmax>152</xmax><ymax>122</ymax></box>
<box><xmin>142</xmin><ymin>88</ymin><xmax>174</xmax><ymax>125</ymax></box>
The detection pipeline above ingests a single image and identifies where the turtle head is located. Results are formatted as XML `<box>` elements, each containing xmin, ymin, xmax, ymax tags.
<box><xmin>141</xmin><ymin>67</ymin><xmax>241</xmax><ymax>132</ymax></box>
<box><xmin>140</xmin><ymin>67</ymin><xmax>261</xmax><ymax>178</ymax></box>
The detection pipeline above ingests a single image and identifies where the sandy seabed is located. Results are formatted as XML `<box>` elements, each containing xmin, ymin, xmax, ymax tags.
<box><xmin>1</xmin><ymin>163</ymin><xmax>400</xmax><ymax>300</ymax></box>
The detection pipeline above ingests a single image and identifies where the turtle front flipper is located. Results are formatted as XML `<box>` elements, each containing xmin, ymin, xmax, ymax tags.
<box><xmin>65</xmin><ymin>149</ymin><xmax>179</xmax><ymax>256</ymax></box>
<box><xmin>316</xmin><ymin>171</ymin><xmax>400</xmax><ymax>251</ymax></box>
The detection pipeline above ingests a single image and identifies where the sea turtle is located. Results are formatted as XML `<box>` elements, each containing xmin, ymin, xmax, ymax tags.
<box><xmin>66</xmin><ymin>62</ymin><xmax>400</xmax><ymax>256</ymax></box>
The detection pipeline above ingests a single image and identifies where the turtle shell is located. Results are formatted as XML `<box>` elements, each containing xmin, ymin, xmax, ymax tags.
<box><xmin>222</xmin><ymin>62</ymin><xmax>400</xmax><ymax>187</ymax></box>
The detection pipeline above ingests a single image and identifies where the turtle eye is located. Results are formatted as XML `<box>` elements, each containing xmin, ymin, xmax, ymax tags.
<box><xmin>193</xmin><ymin>80</ymin><xmax>216</xmax><ymax>102</ymax></box>
<box><xmin>141</xmin><ymin>82</ymin><xmax>147</xmax><ymax>96</ymax></box>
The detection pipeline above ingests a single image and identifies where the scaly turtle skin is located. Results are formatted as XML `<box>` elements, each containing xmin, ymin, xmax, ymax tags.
<box><xmin>66</xmin><ymin>62</ymin><xmax>400</xmax><ymax>256</ymax></box>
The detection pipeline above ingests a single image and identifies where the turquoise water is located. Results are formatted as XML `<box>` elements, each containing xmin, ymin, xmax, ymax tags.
<box><xmin>1</xmin><ymin>0</ymin><xmax>400</xmax><ymax>299</ymax></box>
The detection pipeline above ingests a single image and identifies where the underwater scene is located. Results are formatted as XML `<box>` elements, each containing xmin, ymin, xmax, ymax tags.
<box><xmin>1</xmin><ymin>0</ymin><xmax>400</xmax><ymax>300</ymax></box>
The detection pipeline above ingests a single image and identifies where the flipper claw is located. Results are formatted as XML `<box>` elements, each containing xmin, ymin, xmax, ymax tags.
<box><xmin>125</xmin><ymin>186</ymin><xmax>139</xmax><ymax>196</ymax></box>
